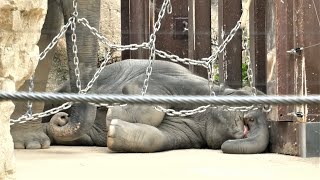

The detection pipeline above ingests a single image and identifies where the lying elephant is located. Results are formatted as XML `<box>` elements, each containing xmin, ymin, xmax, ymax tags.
<box><xmin>42</xmin><ymin>59</ymin><xmax>269</xmax><ymax>154</ymax></box>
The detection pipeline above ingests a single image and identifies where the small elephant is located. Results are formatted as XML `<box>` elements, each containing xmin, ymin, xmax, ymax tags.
<box><xmin>42</xmin><ymin>59</ymin><xmax>269</xmax><ymax>154</ymax></box>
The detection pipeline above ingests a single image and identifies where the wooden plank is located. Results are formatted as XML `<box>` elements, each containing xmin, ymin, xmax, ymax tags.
<box><xmin>121</xmin><ymin>0</ymin><xmax>130</xmax><ymax>60</ymax></box>
<box><xmin>275</xmin><ymin>0</ymin><xmax>295</xmax><ymax>121</ymax></box>
<box><xmin>249</xmin><ymin>0</ymin><xmax>266</xmax><ymax>93</ymax></box>
<box><xmin>267</xmin><ymin>0</ymin><xmax>295</xmax><ymax>122</ymax></box>
<box><xmin>267</xmin><ymin>0</ymin><xmax>320</xmax><ymax>157</ymax></box>
<box><xmin>155</xmin><ymin>0</ymin><xmax>189</xmax><ymax>62</ymax></box>
<box><xmin>218</xmin><ymin>0</ymin><xmax>242</xmax><ymax>89</ymax></box>
<box><xmin>294</xmin><ymin>0</ymin><xmax>320</xmax><ymax>122</ymax></box>
<box><xmin>129</xmin><ymin>0</ymin><xmax>150</xmax><ymax>59</ymax></box>
<box><xmin>266</xmin><ymin>0</ymin><xmax>298</xmax><ymax>156</ymax></box>
<box><xmin>268</xmin><ymin>121</ymin><xmax>299</xmax><ymax>156</ymax></box>
<box><xmin>188</xmin><ymin>0</ymin><xmax>211</xmax><ymax>78</ymax></box>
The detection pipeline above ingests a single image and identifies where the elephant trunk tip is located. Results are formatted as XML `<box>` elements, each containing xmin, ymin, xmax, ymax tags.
<box><xmin>47</xmin><ymin>103</ymin><xmax>97</xmax><ymax>142</ymax></box>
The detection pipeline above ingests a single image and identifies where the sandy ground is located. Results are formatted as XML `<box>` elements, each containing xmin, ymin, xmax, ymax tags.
<box><xmin>15</xmin><ymin>146</ymin><xmax>319</xmax><ymax>180</ymax></box>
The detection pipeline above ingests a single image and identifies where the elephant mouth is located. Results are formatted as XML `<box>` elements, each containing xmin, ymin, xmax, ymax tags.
<box><xmin>243</xmin><ymin>125</ymin><xmax>249</xmax><ymax>138</ymax></box>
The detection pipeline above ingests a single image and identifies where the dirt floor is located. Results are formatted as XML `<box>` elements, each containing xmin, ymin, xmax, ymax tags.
<box><xmin>15</xmin><ymin>146</ymin><xmax>319</xmax><ymax>180</ymax></box>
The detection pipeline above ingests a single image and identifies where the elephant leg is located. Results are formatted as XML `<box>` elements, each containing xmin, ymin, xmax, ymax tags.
<box><xmin>107</xmin><ymin>119</ymin><xmax>167</xmax><ymax>152</ymax></box>
<box><xmin>10</xmin><ymin>0</ymin><xmax>63</xmax><ymax>149</ymax></box>
<box><xmin>107</xmin><ymin>117</ymin><xmax>204</xmax><ymax>152</ymax></box>
<box><xmin>106</xmin><ymin>105</ymin><xmax>166</xmax><ymax>128</ymax></box>
<box><xmin>105</xmin><ymin>78</ymin><xmax>169</xmax><ymax>127</ymax></box>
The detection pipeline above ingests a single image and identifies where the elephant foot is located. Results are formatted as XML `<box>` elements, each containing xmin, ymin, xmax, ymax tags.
<box><xmin>11</xmin><ymin>122</ymin><xmax>51</xmax><ymax>149</ymax></box>
<box><xmin>107</xmin><ymin>119</ymin><xmax>165</xmax><ymax>153</ymax></box>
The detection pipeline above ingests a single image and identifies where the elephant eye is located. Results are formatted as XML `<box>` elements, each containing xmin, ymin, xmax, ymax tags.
<box><xmin>248</xmin><ymin>118</ymin><xmax>254</xmax><ymax>122</ymax></box>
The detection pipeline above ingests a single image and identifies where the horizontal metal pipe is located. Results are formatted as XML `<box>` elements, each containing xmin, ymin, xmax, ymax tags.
<box><xmin>1</xmin><ymin>91</ymin><xmax>320</xmax><ymax>105</ymax></box>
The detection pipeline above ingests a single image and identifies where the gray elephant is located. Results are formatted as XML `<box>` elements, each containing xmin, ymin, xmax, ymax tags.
<box><xmin>10</xmin><ymin>0</ymin><xmax>100</xmax><ymax>149</ymax></box>
<box><xmin>42</xmin><ymin>59</ymin><xmax>269</xmax><ymax>154</ymax></box>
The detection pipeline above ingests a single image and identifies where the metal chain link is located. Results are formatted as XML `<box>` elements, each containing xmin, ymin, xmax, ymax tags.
<box><xmin>78</xmin><ymin>18</ymin><xmax>149</xmax><ymax>51</ymax></box>
<box><xmin>12</xmin><ymin>0</ymin><xmax>269</xmax><ymax>125</ymax></box>
<box><xmin>243</xmin><ymin>29</ymin><xmax>257</xmax><ymax>96</ymax></box>
<box><xmin>11</xmin><ymin>2</ymin><xmax>80</xmax><ymax>125</ymax></box>
<box><xmin>154</xmin><ymin>105</ymin><xmax>210</xmax><ymax>116</ymax></box>
<box><xmin>154</xmin><ymin>49</ymin><xmax>207</xmax><ymax>67</ymax></box>
<box><xmin>10</xmin><ymin>102</ymin><xmax>72</xmax><ymax>125</ymax></box>
<box><xmin>71</xmin><ymin>16</ymin><xmax>82</xmax><ymax>92</ymax></box>
<box><xmin>25</xmin><ymin>76</ymin><xmax>34</xmax><ymax>117</ymax></box>
<box><xmin>141</xmin><ymin>0</ymin><xmax>172</xmax><ymax>96</ymax></box>
<box><xmin>205</xmin><ymin>20</ymin><xmax>241</xmax><ymax>64</ymax></box>
<box><xmin>72</xmin><ymin>0</ymin><xmax>79</xmax><ymax>17</ymax></box>
<box><xmin>39</xmin><ymin>18</ymin><xmax>72</xmax><ymax>61</ymax></box>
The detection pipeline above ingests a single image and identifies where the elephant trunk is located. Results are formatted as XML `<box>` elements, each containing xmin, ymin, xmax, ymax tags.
<box><xmin>221</xmin><ymin>111</ymin><xmax>269</xmax><ymax>154</ymax></box>
<box><xmin>47</xmin><ymin>103</ymin><xmax>97</xmax><ymax>141</ymax></box>
<box><xmin>46</xmin><ymin>0</ymin><xmax>101</xmax><ymax>141</ymax></box>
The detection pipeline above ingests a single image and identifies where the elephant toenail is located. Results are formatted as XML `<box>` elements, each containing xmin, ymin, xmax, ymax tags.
<box><xmin>108</xmin><ymin>125</ymin><xmax>115</xmax><ymax>136</ymax></box>
<box><xmin>110</xmin><ymin>119</ymin><xmax>119</xmax><ymax>125</ymax></box>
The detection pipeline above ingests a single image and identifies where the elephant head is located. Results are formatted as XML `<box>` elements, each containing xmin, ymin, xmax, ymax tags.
<box><xmin>44</xmin><ymin>0</ymin><xmax>100</xmax><ymax>141</ymax></box>
<box><xmin>221</xmin><ymin>110</ymin><xmax>269</xmax><ymax>154</ymax></box>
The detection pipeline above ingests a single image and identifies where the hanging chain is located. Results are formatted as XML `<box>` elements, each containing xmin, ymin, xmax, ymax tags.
<box><xmin>10</xmin><ymin>102</ymin><xmax>73</xmax><ymax>125</ymax></box>
<box><xmin>141</xmin><ymin>0</ymin><xmax>172</xmax><ymax>96</ymax></box>
<box><xmin>12</xmin><ymin>0</ymin><xmax>270</xmax><ymax>125</ymax></box>
<box><xmin>205</xmin><ymin>20</ymin><xmax>241</xmax><ymax>64</ymax></box>
<box><xmin>25</xmin><ymin>76</ymin><xmax>34</xmax><ymax>118</ymax></box>
<box><xmin>71</xmin><ymin>16</ymin><xmax>82</xmax><ymax>92</ymax></box>
<box><xmin>81</xmin><ymin>50</ymin><xmax>111</xmax><ymax>94</ymax></box>
<box><xmin>39</xmin><ymin>19</ymin><xmax>72</xmax><ymax>61</ymax></box>
<box><xmin>72</xmin><ymin>0</ymin><xmax>79</xmax><ymax>17</ymax></box>
<box><xmin>243</xmin><ymin>29</ymin><xmax>257</xmax><ymax>96</ymax></box>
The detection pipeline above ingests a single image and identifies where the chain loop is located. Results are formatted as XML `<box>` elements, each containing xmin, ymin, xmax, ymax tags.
<box><xmin>243</xmin><ymin>29</ymin><xmax>257</xmax><ymax>96</ymax></box>
<box><xmin>25</xmin><ymin>76</ymin><xmax>34</xmax><ymax>117</ymax></box>
<box><xmin>39</xmin><ymin>18</ymin><xmax>73</xmax><ymax>61</ymax></box>
<box><xmin>72</xmin><ymin>0</ymin><xmax>79</xmax><ymax>17</ymax></box>
<box><xmin>12</xmin><ymin>1</ymin><xmax>270</xmax><ymax>125</ymax></box>
<box><xmin>141</xmin><ymin>0</ymin><xmax>171</xmax><ymax>96</ymax></box>
<box><xmin>71</xmin><ymin>17</ymin><xmax>82</xmax><ymax>91</ymax></box>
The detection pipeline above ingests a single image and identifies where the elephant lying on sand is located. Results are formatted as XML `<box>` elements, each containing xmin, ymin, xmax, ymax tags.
<box><xmin>42</xmin><ymin>59</ymin><xmax>269</xmax><ymax>154</ymax></box>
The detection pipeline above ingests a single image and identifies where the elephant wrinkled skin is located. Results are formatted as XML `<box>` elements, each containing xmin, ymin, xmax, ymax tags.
<box><xmin>42</xmin><ymin>60</ymin><xmax>269</xmax><ymax>154</ymax></box>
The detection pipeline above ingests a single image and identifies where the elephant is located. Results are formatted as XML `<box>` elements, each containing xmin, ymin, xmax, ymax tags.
<box><xmin>41</xmin><ymin>59</ymin><xmax>269</xmax><ymax>154</ymax></box>
<box><xmin>10</xmin><ymin>0</ymin><xmax>101</xmax><ymax>149</ymax></box>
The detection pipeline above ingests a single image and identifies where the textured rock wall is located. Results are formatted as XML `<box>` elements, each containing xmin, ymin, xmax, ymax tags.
<box><xmin>0</xmin><ymin>0</ymin><xmax>47</xmax><ymax>179</ymax></box>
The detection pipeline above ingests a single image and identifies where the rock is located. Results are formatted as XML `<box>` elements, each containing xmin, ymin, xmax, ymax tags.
<box><xmin>0</xmin><ymin>0</ymin><xmax>47</xmax><ymax>179</ymax></box>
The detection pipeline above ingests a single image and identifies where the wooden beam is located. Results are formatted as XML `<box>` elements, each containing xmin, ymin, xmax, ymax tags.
<box><xmin>188</xmin><ymin>0</ymin><xmax>211</xmax><ymax>78</ymax></box>
<box><xmin>218</xmin><ymin>0</ymin><xmax>242</xmax><ymax>88</ymax></box>
<box><xmin>129</xmin><ymin>0</ymin><xmax>150</xmax><ymax>59</ymax></box>
<box><xmin>249</xmin><ymin>0</ymin><xmax>266</xmax><ymax>93</ymax></box>
<box><xmin>121</xmin><ymin>0</ymin><xmax>130</xmax><ymax>60</ymax></box>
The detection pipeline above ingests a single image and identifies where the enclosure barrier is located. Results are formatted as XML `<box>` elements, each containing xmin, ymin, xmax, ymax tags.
<box><xmin>2</xmin><ymin>91</ymin><xmax>320</xmax><ymax>106</ymax></box>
